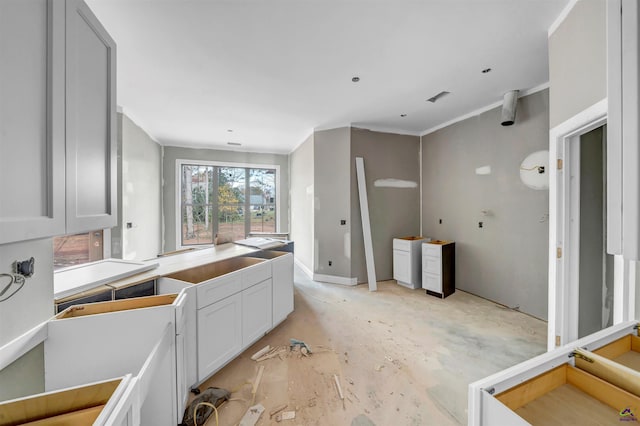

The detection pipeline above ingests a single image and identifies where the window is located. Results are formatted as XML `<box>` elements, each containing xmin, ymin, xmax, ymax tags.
<box><xmin>178</xmin><ymin>161</ymin><xmax>279</xmax><ymax>247</ymax></box>
<box><xmin>53</xmin><ymin>231</ymin><xmax>104</xmax><ymax>270</ymax></box>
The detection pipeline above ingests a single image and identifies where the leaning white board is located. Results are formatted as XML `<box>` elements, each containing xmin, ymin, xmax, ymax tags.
<box><xmin>355</xmin><ymin>157</ymin><xmax>377</xmax><ymax>291</ymax></box>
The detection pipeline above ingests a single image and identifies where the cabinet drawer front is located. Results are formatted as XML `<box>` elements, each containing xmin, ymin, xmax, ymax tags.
<box><xmin>422</xmin><ymin>244</ymin><xmax>442</xmax><ymax>257</ymax></box>
<box><xmin>423</xmin><ymin>256</ymin><xmax>442</xmax><ymax>274</ymax></box>
<box><xmin>242</xmin><ymin>261</ymin><xmax>271</xmax><ymax>290</ymax></box>
<box><xmin>393</xmin><ymin>239</ymin><xmax>411</xmax><ymax>251</ymax></box>
<box><xmin>196</xmin><ymin>271</ymin><xmax>242</xmax><ymax>309</ymax></box>
<box><xmin>423</xmin><ymin>272</ymin><xmax>442</xmax><ymax>292</ymax></box>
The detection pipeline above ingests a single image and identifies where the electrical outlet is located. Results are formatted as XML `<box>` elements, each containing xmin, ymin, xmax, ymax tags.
<box><xmin>328</xmin><ymin>260</ymin><xmax>332</xmax><ymax>266</ymax></box>
<box><xmin>340</xmin><ymin>220</ymin><xmax>346</xmax><ymax>225</ymax></box>
<box><xmin>15</xmin><ymin>257</ymin><xmax>35</xmax><ymax>277</ymax></box>
<box><xmin>478</xmin><ymin>221</ymin><xmax>483</xmax><ymax>228</ymax></box>
<box><xmin>439</xmin><ymin>219</ymin><xmax>442</xmax><ymax>224</ymax></box>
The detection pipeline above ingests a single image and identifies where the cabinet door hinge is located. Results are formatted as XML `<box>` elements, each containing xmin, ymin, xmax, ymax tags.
<box><xmin>557</xmin><ymin>247</ymin><xmax>562</xmax><ymax>258</ymax></box>
<box><xmin>557</xmin><ymin>159</ymin><xmax>563</xmax><ymax>170</ymax></box>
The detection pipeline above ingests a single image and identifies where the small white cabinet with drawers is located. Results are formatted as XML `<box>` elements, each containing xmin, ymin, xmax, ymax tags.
<box><xmin>393</xmin><ymin>237</ymin><xmax>428</xmax><ymax>289</ymax></box>
<box><xmin>422</xmin><ymin>240</ymin><xmax>455</xmax><ymax>298</ymax></box>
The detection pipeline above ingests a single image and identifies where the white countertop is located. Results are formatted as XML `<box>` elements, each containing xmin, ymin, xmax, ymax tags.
<box><xmin>54</xmin><ymin>243</ymin><xmax>260</xmax><ymax>303</ymax></box>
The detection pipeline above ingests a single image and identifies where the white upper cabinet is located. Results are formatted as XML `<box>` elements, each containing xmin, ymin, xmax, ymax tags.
<box><xmin>0</xmin><ymin>0</ymin><xmax>116</xmax><ymax>244</ymax></box>
<box><xmin>0</xmin><ymin>0</ymin><xmax>66</xmax><ymax>244</ymax></box>
<box><xmin>65</xmin><ymin>0</ymin><xmax>117</xmax><ymax>233</ymax></box>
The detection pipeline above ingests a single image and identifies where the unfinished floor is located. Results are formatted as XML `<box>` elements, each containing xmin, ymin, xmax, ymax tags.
<box><xmin>193</xmin><ymin>268</ymin><xmax>547</xmax><ymax>425</ymax></box>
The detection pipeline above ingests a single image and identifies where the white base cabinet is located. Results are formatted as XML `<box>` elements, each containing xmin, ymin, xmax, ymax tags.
<box><xmin>242</xmin><ymin>279</ymin><xmax>273</xmax><ymax>347</ymax></box>
<box><xmin>393</xmin><ymin>237</ymin><xmax>428</xmax><ymax>289</ymax></box>
<box><xmin>197</xmin><ymin>293</ymin><xmax>243</xmax><ymax>382</ymax></box>
<box><xmin>469</xmin><ymin>321</ymin><xmax>639</xmax><ymax>426</ymax></box>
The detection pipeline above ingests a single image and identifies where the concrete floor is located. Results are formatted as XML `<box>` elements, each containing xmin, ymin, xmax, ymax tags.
<box><xmin>195</xmin><ymin>268</ymin><xmax>547</xmax><ymax>425</ymax></box>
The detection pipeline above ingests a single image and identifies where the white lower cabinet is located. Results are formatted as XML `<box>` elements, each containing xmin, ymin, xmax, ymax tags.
<box><xmin>197</xmin><ymin>293</ymin><xmax>243</xmax><ymax>382</ymax></box>
<box><xmin>272</xmin><ymin>253</ymin><xmax>294</xmax><ymax>326</ymax></box>
<box><xmin>469</xmin><ymin>321</ymin><xmax>640</xmax><ymax>426</ymax></box>
<box><xmin>242</xmin><ymin>279</ymin><xmax>273</xmax><ymax>347</ymax></box>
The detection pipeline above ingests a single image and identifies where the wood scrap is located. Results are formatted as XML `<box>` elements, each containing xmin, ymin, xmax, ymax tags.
<box><xmin>256</xmin><ymin>348</ymin><xmax>287</xmax><ymax>362</ymax></box>
<box><xmin>239</xmin><ymin>404</ymin><xmax>265</xmax><ymax>426</ymax></box>
<box><xmin>269</xmin><ymin>404</ymin><xmax>288</xmax><ymax>419</ymax></box>
<box><xmin>251</xmin><ymin>345</ymin><xmax>271</xmax><ymax>361</ymax></box>
<box><xmin>275</xmin><ymin>411</ymin><xmax>296</xmax><ymax>421</ymax></box>
<box><xmin>252</xmin><ymin>365</ymin><xmax>265</xmax><ymax>396</ymax></box>
<box><xmin>334</xmin><ymin>374</ymin><xmax>345</xmax><ymax>409</ymax></box>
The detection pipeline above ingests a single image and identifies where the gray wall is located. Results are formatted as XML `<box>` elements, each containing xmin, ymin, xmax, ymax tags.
<box><xmin>421</xmin><ymin>90</ymin><xmax>550</xmax><ymax>319</ymax></box>
<box><xmin>0</xmin><ymin>238</ymin><xmax>53</xmax><ymax>400</ymax></box>
<box><xmin>163</xmin><ymin>146</ymin><xmax>290</xmax><ymax>252</ymax></box>
<box><xmin>112</xmin><ymin>113</ymin><xmax>163</xmax><ymax>260</ymax></box>
<box><xmin>289</xmin><ymin>135</ymin><xmax>314</xmax><ymax>272</ymax></box>
<box><xmin>314</xmin><ymin>128</ymin><xmax>351</xmax><ymax>278</ymax></box>
<box><xmin>578</xmin><ymin>126</ymin><xmax>606</xmax><ymax>337</ymax></box>
<box><xmin>351</xmin><ymin>128</ymin><xmax>421</xmax><ymax>283</ymax></box>
<box><xmin>549</xmin><ymin>0</ymin><xmax>606</xmax><ymax>128</ymax></box>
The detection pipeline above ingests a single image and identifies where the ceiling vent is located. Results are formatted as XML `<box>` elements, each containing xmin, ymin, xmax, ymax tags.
<box><xmin>427</xmin><ymin>91</ymin><xmax>450</xmax><ymax>103</ymax></box>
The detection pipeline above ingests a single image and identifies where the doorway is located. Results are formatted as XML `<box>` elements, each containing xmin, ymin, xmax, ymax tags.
<box><xmin>569</xmin><ymin>126</ymin><xmax>614</xmax><ymax>338</ymax></box>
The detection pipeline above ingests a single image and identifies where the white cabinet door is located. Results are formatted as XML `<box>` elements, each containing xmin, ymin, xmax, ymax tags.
<box><xmin>242</xmin><ymin>279</ymin><xmax>272</xmax><ymax>347</ymax></box>
<box><xmin>393</xmin><ymin>250</ymin><xmax>410</xmax><ymax>283</ymax></box>
<box><xmin>197</xmin><ymin>293</ymin><xmax>242</xmax><ymax>382</ymax></box>
<box><xmin>0</xmin><ymin>0</ymin><xmax>66</xmax><ymax>244</ymax></box>
<box><xmin>65</xmin><ymin>0</ymin><xmax>117</xmax><ymax>233</ymax></box>
<box><xmin>272</xmin><ymin>253</ymin><xmax>293</xmax><ymax>327</ymax></box>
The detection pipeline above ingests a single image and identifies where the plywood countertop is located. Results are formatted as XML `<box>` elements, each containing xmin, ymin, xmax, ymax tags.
<box><xmin>54</xmin><ymin>243</ymin><xmax>259</xmax><ymax>303</ymax></box>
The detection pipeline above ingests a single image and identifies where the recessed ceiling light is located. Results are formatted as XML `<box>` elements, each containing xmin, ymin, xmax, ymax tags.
<box><xmin>352</xmin><ymin>76</ymin><xmax>360</xmax><ymax>82</ymax></box>
<box><xmin>482</xmin><ymin>68</ymin><xmax>492</xmax><ymax>74</ymax></box>
<box><xmin>400</xmin><ymin>114</ymin><xmax>407</xmax><ymax>117</ymax></box>
<box><xmin>227</xmin><ymin>129</ymin><xmax>233</xmax><ymax>132</ymax></box>
<box><xmin>427</xmin><ymin>91</ymin><xmax>450</xmax><ymax>103</ymax></box>
<box><xmin>227</xmin><ymin>142</ymin><xmax>241</xmax><ymax>146</ymax></box>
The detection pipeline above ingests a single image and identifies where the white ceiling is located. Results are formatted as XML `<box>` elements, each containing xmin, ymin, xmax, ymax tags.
<box><xmin>87</xmin><ymin>0</ymin><xmax>570</xmax><ymax>154</ymax></box>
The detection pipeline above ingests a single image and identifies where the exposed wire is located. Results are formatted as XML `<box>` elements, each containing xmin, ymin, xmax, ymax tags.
<box><xmin>193</xmin><ymin>401</ymin><xmax>219</xmax><ymax>426</ymax></box>
<box><xmin>0</xmin><ymin>273</ymin><xmax>25</xmax><ymax>303</ymax></box>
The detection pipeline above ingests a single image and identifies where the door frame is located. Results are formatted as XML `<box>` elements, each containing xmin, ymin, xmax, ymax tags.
<box><xmin>548</xmin><ymin>99</ymin><xmax>614</xmax><ymax>350</ymax></box>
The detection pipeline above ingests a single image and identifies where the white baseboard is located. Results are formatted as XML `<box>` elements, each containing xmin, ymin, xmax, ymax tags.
<box><xmin>294</xmin><ymin>257</ymin><xmax>358</xmax><ymax>286</ymax></box>
<box><xmin>313</xmin><ymin>273</ymin><xmax>358</xmax><ymax>286</ymax></box>
<box><xmin>294</xmin><ymin>257</ymin><xmax>314</xmax><ymax>279</ymax></box>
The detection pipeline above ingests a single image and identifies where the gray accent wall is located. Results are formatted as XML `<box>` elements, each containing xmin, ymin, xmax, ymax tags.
<box><xmin>421</xmin><ymin>90</ymin><xmax>550</xmax><ymax>319</ymax></box>
<box><xmin>549</xmin><ymin>0</ymin><xmax>606</xmax><ymax>128</ymax></box>
<box><xmin>112</xmin><ymin>113</ymin><xmax>163</xmax><ymax>260</ymax></box>
<box><xmin>163</xmin><ymin>146</ymin><xmax>290</xmax><ymax>252</ymax></box>
<box><xmin>290</xmin><ymin>135</ymin><xmax>314</xmax><ymax>273</ymax></box>
<box><xmin>314</xmin><ymin>128</ymin><xmax>351</xmax><ymax>278</ymax></box>
<box><xmin>351</xmin><ymin>128</ymin><xmax>421</xmax><ymax>283</ymax></box>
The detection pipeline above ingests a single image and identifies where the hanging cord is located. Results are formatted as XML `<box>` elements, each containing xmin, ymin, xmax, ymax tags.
<box><xmin>0</xmin><ymin>273</ymin><xmax>25</xmax><ymax>303</ymax></box>
<box><xmin>193</xmin><ymin>401</ymin><xmax>219</xmax><ymax>426</ymax></box>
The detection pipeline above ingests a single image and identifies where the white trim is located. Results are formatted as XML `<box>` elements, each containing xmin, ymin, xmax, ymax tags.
<box><xmin>350</xmin><ymin>125</ymin><xmax>421</xmax><ymax>137</ymax></box>
<box><xmin>419</xmin><ymin>139</ymin><xmax>423</xmax><ymax>237</ymax></box>
<box><xmin>165</xmin><ymin>141</ymin><xmax>290</xmax><ymax>155</ymax></box>
<box><xmin>313</xmin><ymin>273</ymin><xmax>358</xmax><ymax>286</ymax></box>
<box><xmin>548</xmin><ymin>98</ymin><xmax>608</xmax><ymax>351</ymax></box>
<box><xmin>175</xmin><ymin>159</ymin><xmax>281</xmax><ymax>250</ymax></box>
<box><xmin>294</xmin><ymin>257</ymin><xmax>313</xmax><ymax>279</ymax></box>
<box><xmin>103</xmin><ymin>228</ymin><xmax>111</xmax><ymax>259</ymax></box>
<box><xmin>548</xmin><ymin>0</ymin><xmax>580</xmax><ymax>37</ymax></box>
<box><xmin>421</xmin><ymin>83</ymin><xmax>550</xmax><ymax>137</ymax></box>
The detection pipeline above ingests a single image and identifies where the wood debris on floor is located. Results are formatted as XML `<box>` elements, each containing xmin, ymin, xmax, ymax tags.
<box><xmin>188</xmin><ymin>278</ymin><xmax>547</xmax><ymax>425</ymax></box>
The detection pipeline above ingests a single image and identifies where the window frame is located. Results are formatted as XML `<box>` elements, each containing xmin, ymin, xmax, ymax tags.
<box><xmin>175</xmin><ymin>159</ymin><xmax>281</xmax><ymax>249</ymax></box>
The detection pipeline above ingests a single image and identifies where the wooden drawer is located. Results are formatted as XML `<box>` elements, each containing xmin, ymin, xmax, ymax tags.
<box><xmin>423</xmin><ymin>256</ymin><xmax>441</xmax><ymax>274</ymax></box>
<box><xmin>593</xmin><ymin>334</ymin><xmax>640</xmax><ymax>372</ymax></box>
<box><xmin>422</xmin><ymin>243</ymin><xmax>442</xmax><ymax>257</ymax></box>
<box><xmin>494</xmin><ymin>364</ymin><xmax>640</xmax><ymax>425</ymax></box>
<box><xmin>196</xmin><ymin>271</ymin><xmax>242</xmax><ymax>309</ymax></box>
<box><xmin>242</xmin><ymin>260</ymin><xmax>271</xmax><ymax>290</ymax></box>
